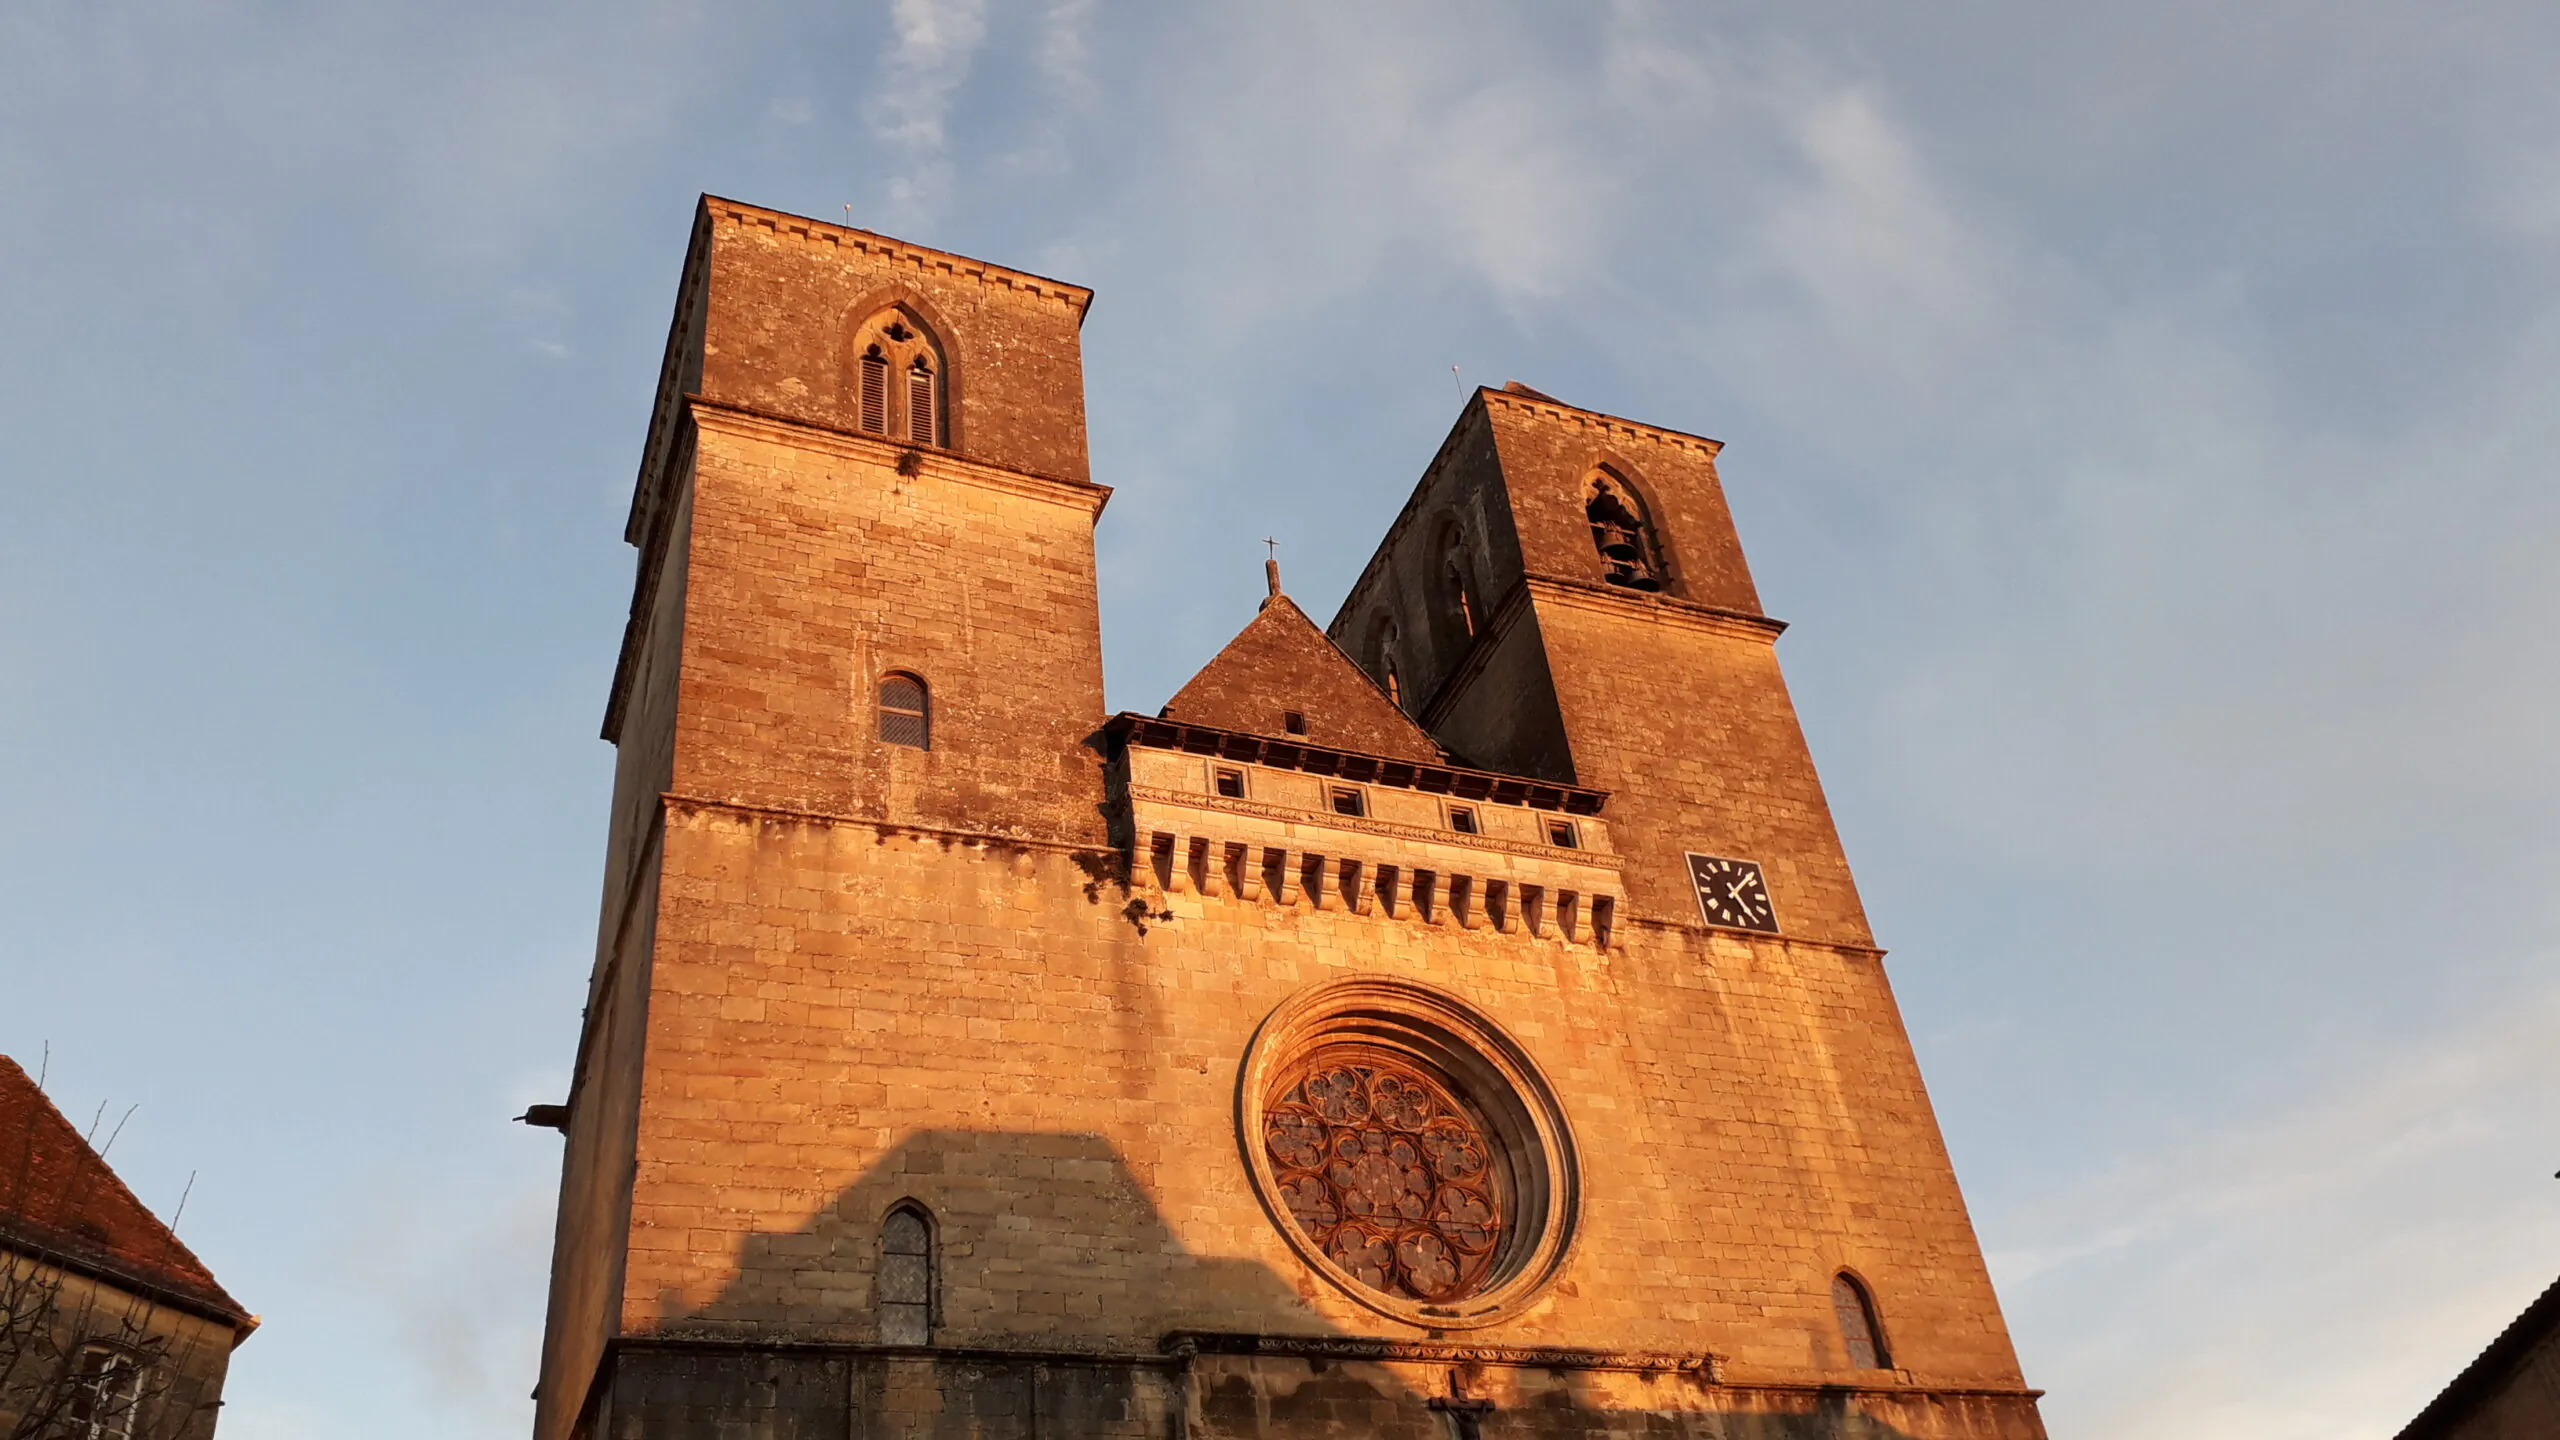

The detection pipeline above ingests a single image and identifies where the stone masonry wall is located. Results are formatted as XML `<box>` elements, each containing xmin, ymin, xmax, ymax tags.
<box><xmin>539</xmin><ymin>201</ymin><xmax>2041</xmax><ymax>1440</ymax></box>
<box><xmin>618</xmin><ymin>810</ymin><xmax>2023</xmax><ymax>1391</ymax></box>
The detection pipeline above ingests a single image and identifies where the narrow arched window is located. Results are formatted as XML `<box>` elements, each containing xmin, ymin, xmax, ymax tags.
<box><xmin>1587</xmin><ymin>475</ymin><xmax>1664</xmax><ymax>591</ymax></box>
<box><xmin>878</xmin><ymin>672</ymin><xmax>930</xmax><ymax>749</ymax></box>
<box><xmin>1450</xmin><ymin>566</ymin><xmax>1477</xmax><ymax>637</ymax></box>
<box><xmin>907</xmin><ymin>356</ymin><xmax>939</xmax><ymax>445</ymax></box>
<box><xmin>1832</xmin><ymin>1271</ymin><xmax>1890</xmax><ymax>1369</ymax></box>
<box><xmin>859</xmin><ymin>346</ymin><xmax>891</xmax><ymax>435</ymax></box>
<box><xmin>879</xmin><ymin>1203</ymin><xmax>935</xmax><ymax>1345</ymax></box>
<box><xmin>1373</xmin><ymin>623</ymin><xmax>1404</xmax><ymax>709</ymax></box>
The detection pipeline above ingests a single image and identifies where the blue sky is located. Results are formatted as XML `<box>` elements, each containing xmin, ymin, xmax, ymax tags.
<box><xmin>4</xmin><ymin>3</ymin><xmax>2557</xmax><ymax>1436</ymax></box>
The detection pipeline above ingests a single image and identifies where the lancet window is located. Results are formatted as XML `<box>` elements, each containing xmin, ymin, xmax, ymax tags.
<box><xmin>1440</xmin><ymin>527</ymin><xmax>1481</xmax><ymax>644</ymax></box>
<box><xmin>879</xmin><ymin>1203</ymin><xmax>936</xmax><ymax>1345</ymax></box>
<box><xmin>1832</xmin><ymin>1270</ymin><xmax>1891</xmax><ymax>1369</ymax></box>
<box><xmin>1586</xmin><ymin>474</ymin><xmax>1665</xmax><ymax>592</ymax></box>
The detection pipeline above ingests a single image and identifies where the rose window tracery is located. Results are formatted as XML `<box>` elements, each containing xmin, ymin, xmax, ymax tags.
<box><xmin>1262</xmin><ymin>1053</ymin><xmax>1505</xmax><ymax>1303</ymax></box>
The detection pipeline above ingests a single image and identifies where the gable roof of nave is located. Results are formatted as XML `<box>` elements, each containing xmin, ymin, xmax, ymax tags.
<box><xmin>1159</xmin><ymin>594</ymin><xmax>1448</xmax><ymax>767</ymax></box>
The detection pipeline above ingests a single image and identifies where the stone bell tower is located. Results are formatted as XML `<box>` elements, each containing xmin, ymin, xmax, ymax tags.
<box><xmin>528</xmin><ymin>200</ymin><xmax>2045</xmax><ymax>1440</ymax></box>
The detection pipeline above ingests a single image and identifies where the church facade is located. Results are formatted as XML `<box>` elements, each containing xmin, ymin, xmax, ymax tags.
<box><xmin>528</xmin><ymin>195</ymin><xmax>2047</xmax><ymax>1440</ymax></box>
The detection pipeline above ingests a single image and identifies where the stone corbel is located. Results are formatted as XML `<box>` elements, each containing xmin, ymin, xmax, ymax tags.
<box><xmin>1264</xmin><ymin>847</ymin><xmax>1301</xmax><ymax>906</ymax></box>
<box><xmin>1374</xmin><ymin>865</ymin><xmax>1404</xmax><ymax>918</ymax></box>
<box><xmin>1302</xmin><ymin>852</ymin><xmax>1333</xmax><ymax>910</ymax></box>
<box><xmin>1339</xmin><ymin>859</ymin><xmax>1368</xmax><ymax>916</ymax></box>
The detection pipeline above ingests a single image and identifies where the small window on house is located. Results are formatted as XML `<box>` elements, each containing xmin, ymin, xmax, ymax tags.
<box><xmin>880</xmin><ymin>1203</ymin><xmax>935</xmax><ymax>1345</ymax></box>
<box><xmin>1214</xmin><ymin>768</ymin><xmax>1246</xmax><ymax>799</ymax></box>
<box><xmin>878</xmin><ymin>672</ymin><xmax>931</xmax><ymax>749</ymax></box>
<box><xmin>1832</xmin><ymin>1271</ymin><xmax>1890</xmax><ymax>1370</ymax></box>
<box><xmin>1330</xmin><ymin>787</ymin><xmax>1366</xmax><ymax>818</ymax></box>
<box><xmin>1283</xmin><ymin>710</ymin><xmax>1307</xmax><ymax>735</ymax></box>
<box><xmin>1447</xmin><ymin>805</ymin><xmax>1479</xmax><ymax>835</ymax></box>
<box><xmin>1546</xmin><ymin>819</ymin><xmax>1578</xmax><ymax>849</ymax></box>
<box><xmin>907</xmin><ymin>356</ymin><xmax>939</xmax><ymax>445</ymax></box>
<box><xmin>68</xmin><ymin>1347</ymin><xmax>146</xmax><ymax>1440</ymax></box>
<box><xmin>859</xmin><ymin>346</ymin><xmax>891</xmax><ymax>435</ymax></box>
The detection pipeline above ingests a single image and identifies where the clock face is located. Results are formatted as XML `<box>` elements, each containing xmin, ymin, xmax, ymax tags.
<box><xmin>1686</xmin><ymin>854</ymin><xmax>1778</xmax><ymax>933</ymax></box>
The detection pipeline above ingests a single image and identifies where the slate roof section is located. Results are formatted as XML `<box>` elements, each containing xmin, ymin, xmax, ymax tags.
<box><xmin>1159</xmin><ymin>594</ymin><xmax>1447</xmax><ymax>765</ymax></box>
<box><xmin>0</xmin><ymin>1055</ymin><xmax>251</xmax><ymax>1329</ymax></box>
<box><xmin>2396</xmin><ymin>1270</ymin><xmax>2560</xmax><ymax>1439</ymax></box>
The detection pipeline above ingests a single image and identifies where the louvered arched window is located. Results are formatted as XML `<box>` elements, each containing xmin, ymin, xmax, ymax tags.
<box><xmin>878</xmin><ymin>672</ymin><xmax>931</xmax><ymax>750</ymax></box>
<box><xmin>1587</xmin><ymin>474</ymin><xmax>1665</xmax><ymax>591</ymax></box>
<box><xmin>907</xmin><ymin>357</ymin><xmax>939</xmax><ymax>446</ymax></box>
<box><xmin>859</xmin><ymin>347</ymin><xmax>891</xmax><ymax>435</ymax></box>
<box><xmin>1832</xmin><ymin>1270</ymin><xmax>1890</xmax><ymax>1369</ymax></box>
<box><xmin>879</xmin><ymin>1202</ymin><xmax>935</xmax><ymax>1345</ymax></box>
<box><xmin>852</xmin><ymin>309</ymin><xmax>947</xmax><ymax>447</ymax></box>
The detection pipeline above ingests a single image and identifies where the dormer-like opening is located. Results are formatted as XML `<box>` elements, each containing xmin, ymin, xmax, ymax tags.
<box><xmin>853</xmin><ymin>308</ymin><xmax>947</xmax><ymax>446</ymax></box>
<box><xmin>1587</xmin><ymin>472</ymin><xmax>1665</xmax><ymax>592</ymax></box>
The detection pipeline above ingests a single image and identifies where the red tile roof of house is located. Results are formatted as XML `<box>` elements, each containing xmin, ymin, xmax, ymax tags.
<box><xmin>0</xmin><ymin>1055</ymin><xmax>250</xmax><ymax>1329</ymax></box>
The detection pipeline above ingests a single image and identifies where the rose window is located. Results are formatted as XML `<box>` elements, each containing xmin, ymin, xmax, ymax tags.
<box><xmin>1262</xmin><ymin>1053</ymin><xmax>1505</xmax><ymax>1303</ymax></box>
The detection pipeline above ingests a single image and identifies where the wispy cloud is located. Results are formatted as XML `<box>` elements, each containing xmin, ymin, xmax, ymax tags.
<box><xmin>868</xmin><ymin>0</ymin><xmax>993</xmax><ymax>231</ymax></box>
<box><xmin>1994</xmin><ymin>977</ymin><xmax>2560</xmax><ymax>1438</ymax></box>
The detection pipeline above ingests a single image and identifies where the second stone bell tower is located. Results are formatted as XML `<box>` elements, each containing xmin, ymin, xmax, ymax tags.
<box><xmin>529</xmin><ymin>197</ymin><xmax>2045</xmax><ymax>1440</ymax></box>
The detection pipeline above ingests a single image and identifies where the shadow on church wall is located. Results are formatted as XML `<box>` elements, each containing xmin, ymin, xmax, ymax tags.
<box><xmin>598</xmin><ymin>1129</ymin><xmax>2031</xmax><ymax>1440</ymax></box>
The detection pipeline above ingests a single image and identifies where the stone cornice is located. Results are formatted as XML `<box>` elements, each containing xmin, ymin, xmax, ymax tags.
<box><xmin>703</xmin><ymin>194</ymin><xmax>1093</xmax><ymax>318</ymax></box>
<box><xmin>686</xmin><ymin>397</ymin><xmax>1113</xmax><ymax>518</ymax></box>
<box><xmin>1126</xmin><ymin>785</ymin><xmax>1624</xmax><ymax>871</ymax></box>
<box><xmin>1161</xmin><ymin>1330</ymin><xmax>1714</xmax><ymax>1376</ymax></box>
<box><xmin>605</xmin><ymin>1333</ymin><xmax>2044</xmax><ymax>1407</ymax></box>
<box><xmin>1618</xmin><ymin>915</ymin><xmax>1888</xmax><ymax>960</ymax></box>
<box><xmin>662</xmin><ymin>793</ymin><xmax>1117</xmax><ymax>861</ymax></box>
<box><xmin>1521</xmin><ymin>575</ymin><xmax>1786</xmax><ymax>640</ymax></box>
<box><xmin>1478</xmin><ymin>384</ymin><xmax>1724</xmax><ymax>457</ymax></box>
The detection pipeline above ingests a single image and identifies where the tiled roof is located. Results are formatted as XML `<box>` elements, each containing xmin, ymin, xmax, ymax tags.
<box><xmin>1160</xmin><ymin>594</ymin><xmax>1448</xmax><ymax>765</ymax></box>
<box><xmin>2396</xmin><ymin>1270</ymin><xmax>2560</xmax><ymax>1439</ymax></box>
<box><xmin>0</xmin><ymin>1055</ymin><xmax>250</xmax><ymax>1328</ymax></box>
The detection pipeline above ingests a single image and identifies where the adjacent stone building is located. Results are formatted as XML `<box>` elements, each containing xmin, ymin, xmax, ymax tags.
<box><xmin>528</xmin><ymin>195</ymin><xmax>2047</xmax><ymax>1439</ymax></box>
<box><xmin>0</xmin><ymin>1057</ymin><xmax>253</xmax><ymax>1440</ymax></box>
<box><xmin>2396</xmin><ymin>1275</ymin><xmax>2560</xmax><ymax>1440</ymax></box>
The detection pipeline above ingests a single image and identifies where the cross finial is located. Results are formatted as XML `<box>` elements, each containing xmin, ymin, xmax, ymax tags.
<box><xmin>1262</xmin><ymin>538</ymin><xmax>1283</xmax><ymax>603</ymax></box>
